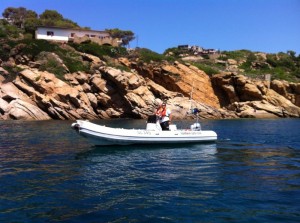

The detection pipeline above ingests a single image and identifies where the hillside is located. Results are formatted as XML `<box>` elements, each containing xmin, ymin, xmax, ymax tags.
<box><xmin>0</xmin><ymin>38</ymin><xmax>300</xmax><ymax>120</ymax></box>
<box><xmin>164</xmin><ymin>47</ymin><xmax>300</xmax><ymax>82</ymax></box>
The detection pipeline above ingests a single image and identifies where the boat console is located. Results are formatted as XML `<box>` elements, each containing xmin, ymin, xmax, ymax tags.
<box><xmin>191</xmin><ymin>122</ymin><xmax>201</xmax><ymax>131</ymax></box>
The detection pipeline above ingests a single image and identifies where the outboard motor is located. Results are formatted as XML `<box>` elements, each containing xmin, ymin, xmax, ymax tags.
<box><xmin>190</xmin><ymin>108</ymin><xmax>201</xmax><ymax>131</ymax></box>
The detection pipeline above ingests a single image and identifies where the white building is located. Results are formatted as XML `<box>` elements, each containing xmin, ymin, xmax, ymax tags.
<box><xmin>35</xmin><ymin>26</ymin><xmax>121</xmax><ymax>46</ymax></box>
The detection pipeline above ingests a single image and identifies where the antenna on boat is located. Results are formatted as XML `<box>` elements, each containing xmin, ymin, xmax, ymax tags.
<box><xmin>189</xmin><ymin>80</ymin><xmax>194</xmax><ymax>112</ymax></box>
<box><xmin>189</xmin><ymin>80</ymin><xmax>201</xmax><ymax>130</ymax></box>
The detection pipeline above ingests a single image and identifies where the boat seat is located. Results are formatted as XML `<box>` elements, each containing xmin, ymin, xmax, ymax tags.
<box><xmin>146</xmin><ymin>123</ymin><xmax>162</xmax><ymax>131</ymax></box>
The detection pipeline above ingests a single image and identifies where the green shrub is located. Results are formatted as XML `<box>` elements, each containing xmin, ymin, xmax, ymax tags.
<box><xmin>266</xmin><ymin>54</ymin><xmax>278</xmax><ymax>67</ymax></box>
<box><xmin>0</xmin><ymin>24</ymin><xmax>23</xmax><ymax>38</ymax></box>
<box><xmin>69</xmin><ymin>42</ymin><xmax>127</xmax><ymax>59</ymax></box>
<box><xmin>239</xmin><ymin>52</ymin><xmax>257</xmax><ymax>71</ymax></box>
<box><xmin>39</xmin><ymin>58</ymin><xmax>66</xmax><ymax>79</ymax></box>
<box><xmin>220</xmin><ymin>50</ymin><xmax>252</xmax><ymax>60</ymax></box>
<box><xmin>62</xmin><ymin>56</ymin><xmax>89</xmax><ymax>73</ymax></box>
<box><xmin>137</xmin><ymin>48</ymin><xmax>165</xmax><ymax>63</ymax></box>
<box><xmin>0</xmin><ymin>29</ymin><xmax>7</xmax><ymax>38</ymax></box>
<box><xmin>6</xmin><ymin>39</ymin><xmax>90</xmax><ymax>77</ymax></box>
<box><xmin>192</xmin><ymin>62</ymin><xmax>219</xmax><ymax>76</ymax></box>
<box><xmin>1</xmin><ymin>64</ymin><xmax>23</xmax><ymax>82</ymax></box>
<box><xmin>19</xmin><ymin>39</ymin><xmax>59</xmax><ymax>57</ymax></box>
<box><xmin>23</xmin><ymin>33</ymin><xmax>33</xmax><ymax>39</ymax></box>
<box><xmin>0</xmin><ymin>47</ymin><xmax>10</xmax><ymax>61</ymax></box>
<box><xmin>163</xmin><ymin>47</ymin><xmax>182</xmax><ymax>58</ymax></box>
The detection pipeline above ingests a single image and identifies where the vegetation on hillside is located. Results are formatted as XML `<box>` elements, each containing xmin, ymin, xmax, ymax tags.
<box><xmin>164</xmin><ymin>48</ymin><xmax>300</xmax><ymax>82</ymax></box>
<box><xmin>0</xmin><ymin>7</ymin><xmax>299</xmax><ymax>82</ymax></box>
<box><xmin>0</xmin><ymin>39</ymin><xmax>89</xmax><ymax>80</ymax></box>
<box><xmin>221</xmin><ymin>50</ymin><xmax>300</xmax><ymax>81</ymax></box>
<box><xmin>70</xmin><ymin>42</ymin><xmax>128</xmax><ymax>59</ymax></box>
<box><xmin>130</xmin><ymin>48</ymin><xmax>170</xmax><ymax>63</ymax></box>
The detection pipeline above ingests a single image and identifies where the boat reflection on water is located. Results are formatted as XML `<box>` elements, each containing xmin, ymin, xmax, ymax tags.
<box><xmin>76</xmin><ymin>142</ymin><xmax>220</xmax><ymax>206</ymax></box>
<box><xmin>76</xmin><ymin>141</ymin><xmax>218</xmax><ymax>158</ymax></box>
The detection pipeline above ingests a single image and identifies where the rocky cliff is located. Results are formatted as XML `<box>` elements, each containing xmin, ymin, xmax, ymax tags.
<box><xmin>0</xmin><ymin>46</ymin><xmax>299</xmax><ymax>120</ymax></box>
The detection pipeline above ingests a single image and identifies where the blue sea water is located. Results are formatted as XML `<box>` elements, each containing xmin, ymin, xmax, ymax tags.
<box><xmin>0</xmin><ymin>118</ymin><xmax>300</xmax><ymax>223</ymax></box>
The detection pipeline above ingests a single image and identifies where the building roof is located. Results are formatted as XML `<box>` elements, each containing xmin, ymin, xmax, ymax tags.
<box><xmin>36</xmin><ymin>26</ymin><xmax>109</xmax><ymax>34</ymax></box>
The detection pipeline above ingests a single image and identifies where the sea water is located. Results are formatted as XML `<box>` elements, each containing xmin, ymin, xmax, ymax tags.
<box><xmin>0</xmin><ymin>119</ymin><xmax>299</xmax><ymax>222</ymax></box>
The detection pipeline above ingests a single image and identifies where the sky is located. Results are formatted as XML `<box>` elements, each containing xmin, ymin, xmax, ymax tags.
<box><xmin>1</xmin><ymin>0</ymin><xmax>300</xmax><ymax>54</ymax></box>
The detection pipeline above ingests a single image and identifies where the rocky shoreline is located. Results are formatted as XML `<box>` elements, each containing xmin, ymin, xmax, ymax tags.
<box><xmin>0</xmin><ymin>50</ymin><xmax>300</xmax><ymax>120</ymax></box>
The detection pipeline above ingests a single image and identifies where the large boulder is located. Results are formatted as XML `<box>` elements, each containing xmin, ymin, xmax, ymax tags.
<box><xmin>5</xmin><ymin>99</ymin><xmax>51</xmax><ymax>120</ymax></box>
<box><xmin>271</xmin><ymin>80</ymin><xmax>300</xmax><ymax>107</ymax></box>
<box><xmin>0</xmin><ymin>98</ymin><xmax>9</xmax><ymax>114</ymax></box>
<box><xmin>228</xmin><ymin>101</ymin><xmax>283</xmax><ymax>118</ymax></box>
<box><xmin>0</xmin><ymin>82</ymin><xmax>36</xmax><ymax>105</ymax></box>
<box><xmin>13</xmin><ymin>68</ymin><xmax>98</xmax><ymax>120</ymax></box>
<box><xmin>212</xmin><ymin>73</ymin><xmax>300</xmax><ymax>118</ymax></box>
<box><xmin>265</xmin><ymin>89</ymin><xmax>300</xmax><ymax>117</ymax></box>
<box><xmin>102</xmin><ymin>67</ymin><xmax>145</xmax><ymax>90</ymax></box>
<box><xmin>131</xmin><ymin>60</ymin><xmax>221</xmax><ymax>108</ymax></box>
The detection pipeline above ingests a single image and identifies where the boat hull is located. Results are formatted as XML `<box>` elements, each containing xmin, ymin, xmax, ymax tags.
<box><xmin>72</xmin><ymin>120</ymin><xmax>217</xmax><ymax>146</ymax></box>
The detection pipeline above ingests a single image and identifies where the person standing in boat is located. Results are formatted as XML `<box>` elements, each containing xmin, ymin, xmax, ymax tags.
<box><xmin>156</xmin><ymin>102</ymin><xmax>172</xmax><ymax>130</ymax></box>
